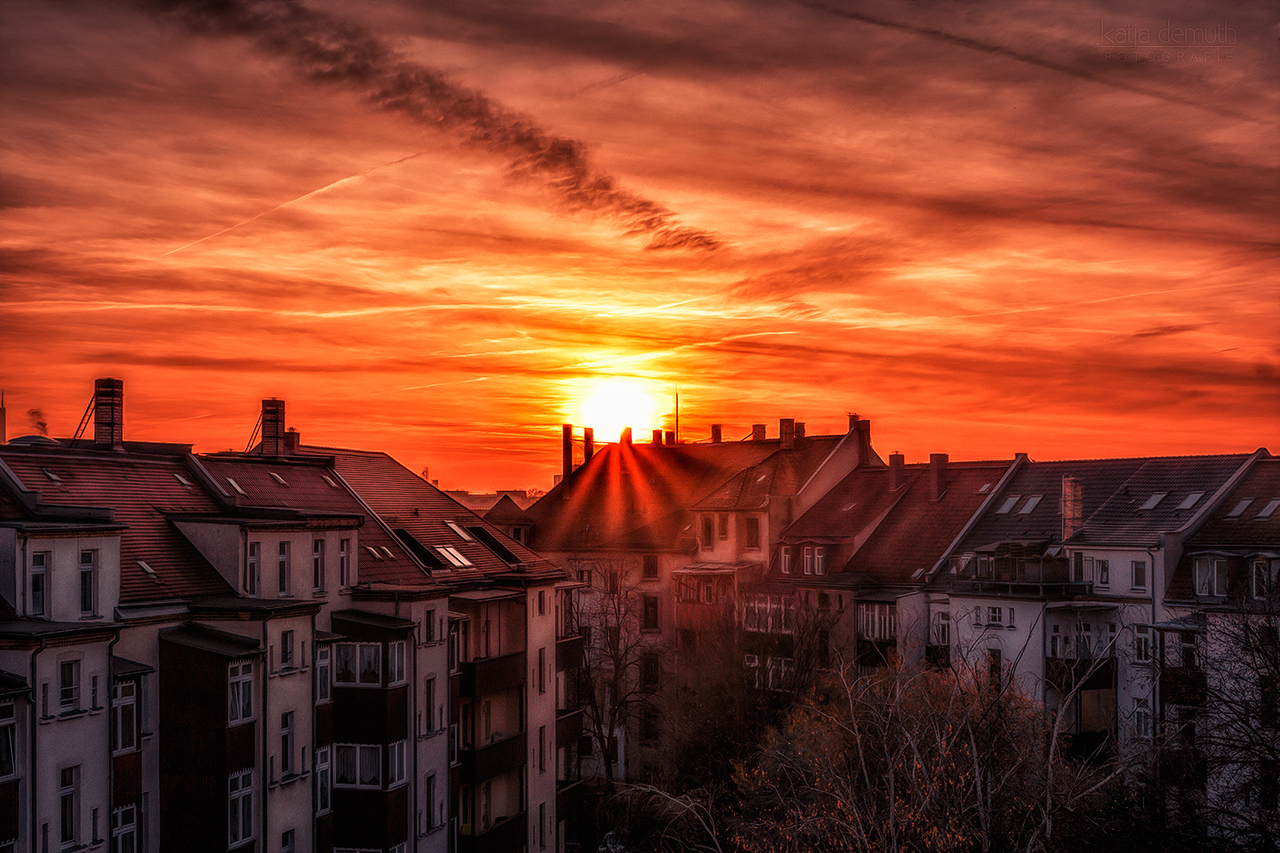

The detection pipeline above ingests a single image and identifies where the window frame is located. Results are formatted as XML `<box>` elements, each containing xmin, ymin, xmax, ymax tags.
<box><xmin>312</xmin><ymin>538</ymin><xmax>325</xmax><ymax>592</ymax></box>
<box><xmin>315</xmin><ymin>746</ymin><xmax>331</xmax><ymax>814</ymax></box>
<box><xmin>30</xmin><ymin>550</ymin><xmax>48</xmax><ymax>617</ymax></box>
<box><xmin>338</xmin><ymin>538</ymin><xmax>351</xmax><ymax>588</ymax></box>
<box><xmin>228</xmin><ymin>770</ymin><xmax>253</xmax><ymax>847</ymax></box>
<box><xmin>334</xmin><ymin>744</ymin><xmax>382</xmax><ymax>789</ymax></box>
<box><xmin>277</xmin><ymin>541</ymin><xmax>291</xmax><ymax>597</ymax></box>
<box><xmin>79</xmin><ymin>549</ymin><xmax>98</xmax><ymax>617</ymax></box>
<box><xmin>1131</xmin><ymin>560</ymin><xmax>1147</xmax><ymax>590</ymax></box>
<box><xmin>59</xmin><ymin>659</ymin><xmax>81</xmax><ymax>714</ymax></box>
<box><xmin>0</xmin><ymin>704</ymin><xmax>15</xmax><ymax>779</ymax></box>
<box><xmin>246</xmin><ymin>542</ymin><xmax>260</xmax><ymax>597</ymax></box>
<box><xmin>228</xmin><ymin>660</ymin><xmax>254</xmax><ymax>724</ymax></box>
<box><xmin>315</xmin><ymin>646</ymin><xmax>331</xmax><ymax>703</ymax></box>
<box><xmin>111</xmin><ymin>680</ymin><xmax>137</xmax><ymax>754</ymax></box>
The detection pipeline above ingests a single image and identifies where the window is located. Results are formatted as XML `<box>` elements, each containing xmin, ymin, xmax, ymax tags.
<box><xmin>359</xmin><ymin>644</ymin><xmax>380</xmax><ymax>685</ymax></box>
<box><xmin>0</xmin><ymin>705</ymin><xmax>14</xmax><ymax>778</ymax></box>
<box><xmin>112</xmin><ymin>681</ymin><xmax>136</xmax><ymax>753</ymax></box>
<box><xmin>59</xmin><ymin>660</ymin><xmax>80</xmax><ymax>713</ymax></box>
<box><xmin>1254</xmin><ymin>559</ymin><xmax>1280</xmax><ymax>599</ymax></box>
<box><xmin>228</xmin><ymin>661</ymin><xmax>253</xmax><ymax>723</ymax></box>
<box><xmin>338</xmin><ymin>539</ymin><xmax>350</xmax><ymax>588</ymax></box>
<box><xmin>1227</xmin><ymin>498</ymin><xmax>1255</xmax><ymax>518</ymax></box>
<box><xmin>1194</xmin><ymin>556</ymin><xmax>1228</xmax><ymax>597</ymax></box>
<box><xmin>424</xmin><ymin>676</ymin><xmax>436</xmax><ymax>732</ymax></box>
<box><xmin>576</xmin><ymin>567</ymin><xmax>593</xmax><ymax>587</ymax></box>
<box><xmin>335</xmin><ymin>744</ymin><xmax>381</xmax><ymax>788</ymax></box>
<box><xmin>1132</xmin><ymin>560</ymin><xmax>1147</xmax><ymax>590</ymax></box>
<box><xmin>996</xmin><ymin>495</ymin><xmax>1020</xmax><ymax>514</ymax></box>
<box><xmin>1019</xmin><ymin>495</ymin><xmax>1043</xmax><ymax>514</ymax></box>
<box><xmin>315</xmin><ymin>747</ymin><xmax>331</xmax><ymax>813</ymax></box>
<box><xmin>802</xmin><ymin>547</ymin><xmax>814</xmax><ymax>575</ymax></box>
<box><xmin>228</xmin><ymin>771</ymin><xmax>252</xmax><ymax>846</ymax></box>
<box><xmin>1178</xmin><ymin>491</ymin><xmax>1204</xmax><ymax>510</ymax></box>
<box><xmin>538</xmin><ymin>725</ymin><xmax>547</xmax><ymax>772</ymax></box>
<box><xmin>388</xmin><ymin>740</ymin><xmax>406</xmax><ymax>786</ymax></box>
<box><xmin>315</xmin><ymin>646</ymin><xmax>330</xmax><ymax>703</ymax></box>
<box><xmin>933</xmin><ymin>612</ymin><xmax>951</xmax><ymax>646</ymax></box>
<box><xmin>424</xmin><ymin>608</ymin><xmax>436</xmax><ymax>643</ymax></box>
<box><xmin>1050</xmin><ymin>624</ymin><xmax>1063</xmax><ymax>658</ymax></box>
<box><xmin>31</xmin><ymin>551</ymin><xmax>48</xmax><ymax>616</ymax></box>
<box><xmin>1259</xmin><ymin>498</ymin><xmax>1280</xmax><ymax>519</ymax></box>
<box><xmin>1135</xmin><ymin>625</ymin><xmax>1151</xmax><ymax>662</ymax></box>
<box><xmin>1097</xmin><ymin>559</ymin><xmax>1109</xmax><ymax>585</ymax></box>
<box><xmin>437</xmin><ymin>546</ymin><xmax>472</xmax><ymax>567</ymax></box>
<box><xmin>312</xmin><ymin>539</ymin><xmax>325</xmax><ymax>591</ymax></box>
<box><xmin>539</xmin><ymin>801</ymin><xmax>547</xmax><ymax>849</ymax></box>
<box><xmin>642</xmin><ymin>555</ymin><xmax>658</xmax><ymax>579</ymax></box>
<box><xmin>744</xmin><ymin>654</ymin><xmax>761</xmax><ymax>689</ymax></box>
<box><xmin>246</xmin><ymin>542</ymin><xmax>259</xmax><ymax>597</ymax></box>
<box><xmin>538</xmin><ymin>647</ymin><xmax>546</xmax><ymax>694</ymax></box>
<box><xmin>281</xmin><ymin>829</ymin><xmax>294</xmax><ymax>853</ymax></box>
<box><xmin>1140</xmin><ymin>492</ymin><xmax>1167</xmax><ymax>510</ymax></box>
<box><xmin>280</xmin><ymin>630</ymin><xmax>294</xmax><ymax>670</ymax></box>
<box><xmin>424</xmin><ymin>773</ymin><xmax>437</xmax><ymax>829</ymax></box>
<box><xmin>1072</xmin><ymin>552</ymin><xmax>1085</xmax><ymax>582</ymax></box>
<box><xmin>79</xmin><ymin>550</ymin><xmax>97</xmax><ymax>616</ymax></box>
<box><xmin>701</xmin><ymin>516</ymin><xmax>714</xmax><ymax>547</ymax></box>
<box><xmin>988</xmin><ymin>606</ymin><xmax>1003</xmax><ymax>625</ymax></box>
<box><xmin>643</xmin><ymin>595</ymin><xmax>659</xmax><ymax>631</ymax></box>
<box><xmin>111</xmin><ymin>805</ymin><xmax>136</xmax><ymax>853</ymax></box>
<box><xmin>277</xmin><ymin>542</ymin><xmax>291</xmax><ymax>596</ymax></box>
<box><xmin>717</xmin><ymin>513</ymin><xmax>728</xmax><ymax>539</ymax></box>
<box><xmin>280</xmin><ymin>712</ymin><xmax>294</xmax><ymax>776</ymax></box>
<box><xmin>389</xmin><ymin>641</ymin><xmax>406</xmax><ymax>685</ymax></box>
<box><xmin>538</xmin><ymin>589</ymin><xmax>547</xmax><ymax>615</ymax></box>
<box><xmin>1134</xmin><ymin>698</ymin><xmax>1153</xmax><ymax>739</ymax></box>
<box><xmin>60</xmin><ymin>765</ymin><xmax>80</xmax><ymax>847</ymax></box>
<box><xmin>641</xmin><ymin>653</ymin><xmax>660</xmax><ymax>689</ymax></box>
<box><xmin>814</xmin><ymin>547</ymin><xmax>826</xmax><ymax>576</ymax></box>
<box><xmin>744</xmin><ymin>516</ymin><xmax>761</xmax><ymax>549</ymax></box>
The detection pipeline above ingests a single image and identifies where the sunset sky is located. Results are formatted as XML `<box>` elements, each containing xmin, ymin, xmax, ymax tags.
<box><xmin>2</xmin><ymin>0</ymin><xmax>1276</xmax><ymax>491</ymax></box>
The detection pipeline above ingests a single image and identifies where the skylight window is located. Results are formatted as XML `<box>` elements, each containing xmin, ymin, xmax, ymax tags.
<box><xmin>437</xmin><ymin>547</ymin><xmax>472</xmax><ymax>567</ymax></box>
<box><xmin>996</xmin><ymin>495</ymin><xmax>1021</xmax><ymax>514</ymax></box>
<box><xmin>226</xmin><ymin>477</ymin><xmax>246</xmax><ymax>496</ymax></box>
<box><xmin>756</xmin><ymin>473</ymin><xmax>769</xmax><ymax>483</ymax></box>
<box><xmin>841</xmin><ymin>502</ymin><xmax>857</xmax><ymax>512</ymax></box>
<box><xmin>1258</xmin><ymin>498</ymin><xmax>1280</xmax><ymax>519</ymax></box>
<box><xmin>365</xmin><ymin>546</ymin><xmax>384</xmax><ymax>560</ymax></box>
<box><xmin>1139</xmin><ymin>492</ymin><xmax>1168</xmax><ymax>510</ymax></box>
<box><xmin>137</xmin><ymin>560</ymin><xmax>157</xmax><ymax>576</ymax></box>
<box><xmin>322</xmin><ymin>475</ymin><xmax>340</xmax><ymax>489</ymax></box>
<box><xmin>1018</xmin><ymin>495</ymin><xmax>1043</xmax><ymax>515</ymax></box>
<box><xmin>42</xmin><ymin>468</ymin><xmax>62</xmax><ymax>483</ymax></box>
<box><xmin>445</xmin><ymin>521</ymin><xmax>474</xmax><ymax>541</ymax></box>
<box><xmin>173</xmin><ymin>473</ymin><xmax>194</xmax><ymax>487</ymax></box>
<box><xmin>1227</xmin><ymin>499</ymin><xmax>1255</xmax><ymax>518</ymax></box>
<box><xmin>379</xmin><ymin>547</ymin><xmax>395</xmax><ymax>560</ymax></box>
<box><xmin>977</xmin><ymin>483</ymin><xmax>992</xmax><ymax>494</ymax></box>
<box><xmin>269</xmin><ymin>472</ymin><xmax>287</xmax><ymax>486</ymax></box>
<box><xmin>1178</xmin><ymin>492</ymin><xmax>1204</xmax><ymax>510</ymax></box>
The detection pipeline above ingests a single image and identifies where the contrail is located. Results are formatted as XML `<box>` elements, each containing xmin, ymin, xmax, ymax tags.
<box><xmin>149</xmin><ymin>0</ymin><xmax>722</xmax><ymax>251</ymax></box>
<box><xmin>162</xmin><ymin>152</ymin><xmax>424</xmax><ymax>257</ymax></box>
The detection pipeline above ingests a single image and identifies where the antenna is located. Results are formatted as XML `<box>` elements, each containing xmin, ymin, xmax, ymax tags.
<box><xmin>244</xmin><ymin>412</ymin><xmax>263</xmax><ymax>454</ymax></box>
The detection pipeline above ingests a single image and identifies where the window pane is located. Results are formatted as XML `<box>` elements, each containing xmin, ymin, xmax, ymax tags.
<box><xmin>359</xmin><ymin>645</ymin><xmax>381</xmax><ymax>685</ymax></box>
<box><xmin>335</xmin><ymin>746</ymin><xmax>357</xmax><ymax>785</ymax></box>
<box><xmin>359</xmin><ymin>746</ymin><xmax>381</xmax><ymax>786</ymax></box>
<box><xmin>335</xmin><ymin>645</ymin><xmax>356</xmax><ymax>683</ymax></box>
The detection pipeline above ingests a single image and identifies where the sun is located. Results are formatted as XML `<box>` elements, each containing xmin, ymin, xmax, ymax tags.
<box><xmin>573</xmin><ymin>379</ymin><xmax>663</xmax><ymax>443</ymax></box>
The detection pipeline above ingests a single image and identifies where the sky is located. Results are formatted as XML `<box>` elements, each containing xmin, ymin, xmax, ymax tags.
<box><xmin>1</xmin><ymin>0</ymin><xmax>1277</xmax><ymax>491</ymax></box>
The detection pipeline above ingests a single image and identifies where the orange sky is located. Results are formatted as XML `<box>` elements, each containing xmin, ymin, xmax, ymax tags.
<box><xmin>1</xmin><ymin>0</ymin><xmax>1277</xmax><ymax>491</ymax></box>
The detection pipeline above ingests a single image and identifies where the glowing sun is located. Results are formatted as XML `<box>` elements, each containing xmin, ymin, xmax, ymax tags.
<box><xmin>574</xmin><ymin>379</ymin><xmax>663</xmax><ymax>442</ymax></box>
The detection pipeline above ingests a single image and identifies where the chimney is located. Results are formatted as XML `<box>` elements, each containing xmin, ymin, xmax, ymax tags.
<box><xmin>848</xmin><ymin>413</ymin><xmax>872</xmax><ymax>465</ymax></box>
<box><xmin>0</xmin><ymin>391</ymin><xmax>6</xmax><ymax>444</ymax></box>
<box><xmin>1062</xmin><ymin>477</ymin><xmax>1083</xmax><ymax>541</ymax></box>
<box><xmin>929</xmin><ymin>453</ymin><xmax>948</xmax><ymax>501</ymax></box>
<box><xmin>752</xmin><ymin>423</ymin><xmax>766</xmax><ymax>441</ymax></box>
<box><xmin>261</xmin><ymin>399</ymin><xmax>285</xmax><ymax>456</ymax></box>
<box><xmin>621</xmin><ymin>426</ymin><xmax>632</xmax><ymax>445</ymax></box>
<box><xmin>664</xmin><ymin>430</ymin><xmax>675</xmax><ymax>446</ymax></box>
<box><xmin>583</xmin><ymin>427</ymin><xmax>594</xmax><ymax>464</ymax></box>
<box><xmin>795</xmin><ymin>422</ymin><xmax>805</xmax><ymax>439</ymax></box>
<box><xmin>283</xmin><ymin>427</ymin><xmax>300</xmax><ymax>454</ymax></box>
<box><xmin>711</xmin><ymin>424</ymin><xmax>722</xmax><ymax>444</ymax></box>
<box><xmin>562</xmin><ymin>424</ymin><xmax>574</xmax><ymax>483</ymax></box>
<box><xmin>780</xmin><ymin>418</ymin><xmax>795</xmax><ymax>450</ymax></box>
<box><xmin>652</xmin><ymin>429</ymin><xmax>663</xmax><ymax>445</ymax></box>
<box><xmin>93</xmin><ymin>378</ymin><xmax>124</xmax><ymax>450</ymax></box>
<box><xmin>889</xmin><ymin>452</ymin><xmax>904</xmax><ymax>490</ymax></box>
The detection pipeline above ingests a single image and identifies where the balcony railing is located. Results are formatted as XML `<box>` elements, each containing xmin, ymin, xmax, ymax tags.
<box><xmin>459</xmin><ymin>650</ymin><xmax>526</xmax><ymax>696</ymax></box>
<box><xmin>459</xmin><ymin>811</ymin><xmax>527</xmax><ymax>853</ymax></box>
<box><xmin>1045</xmin><ymin>655</ymin><xmax>1115</xmax><ymax>692</ymax></box>
<box><xmin>556</xmin><ymin>707</ymin><xmax>583</xmax><ymax>749</ymax></box>
<box><xmin>556</xmin><ymin>634</ymin><xmax>584</xmax><ymax>672</ymax></box>
<box><xmin>457</xmin><ymin>731</ymin><xmax>526</xmax><ymax>785</ymax></box>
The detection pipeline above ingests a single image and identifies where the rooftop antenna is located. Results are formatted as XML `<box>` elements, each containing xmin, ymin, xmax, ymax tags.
<box><xmin>244</xmin><ymin>411</ymin><xmax>262</xmax><ymax>454</ymax></box>
<box><xmin>70</xmin><ymin>391</ymin><xmax>97</xmax><ymax>446</ymax></box>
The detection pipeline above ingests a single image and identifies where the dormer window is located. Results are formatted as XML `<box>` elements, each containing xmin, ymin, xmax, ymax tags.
<box><xmin>1018</xmin><ymin>495</ymin><xmax>1043</xmax><ymax>514</ymax></box>
<box><xmin>780</xmin><ymin>547</ymin><xmax>792</xmax><ymax>575</ymax></box>
<box><xmin>1227</xmin><ymin>499</ymin><xmax>1255</xmax><ymax>518</ymax></box>
<box><xmin>1194</xmin><ymin>556</ymin><xmax>1228</xmax><ymax>597</ymax></box>
<box><xmin>1139</xmin><ymin>492</ymin><xmax>1167</xmax><ymax>510</ymax></box>
<box><xmin>445</xmin><ymin>521</ymin><xmax>474</xmax><ymax>541</ymax></box>
<box><xmin>1178</xmin><ymin>492</ymin><xmax>1204</xmax><ymax>510</ymax></box>
<box><xmin>1258</xmin><ymin>499</ymin><xmax>1280</xmax><ymax>519</ymax></box>
<box><xmin>996</xmin><ymin>495</ymin><xmax>1020</xmax><ymax>514</ymax></box>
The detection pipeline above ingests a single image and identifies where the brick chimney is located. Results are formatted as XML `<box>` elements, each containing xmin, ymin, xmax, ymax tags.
<box><xmin>620</xmin><ymin>426</ymin><xmax>632</xmax><ymax>445</ymax></box>
<box><xmin>1062</xmin><ymin>477</ymin><xmax>1083</xmax><ymax>540</ymax></box>
<box><xmin>795</xmin><ymin>422</ymin><xmax>805</xmax><ymax>439</ymax></box>
<box><xmin>583</xmin><ymin>427</ymin><xmax>594</xmax><ymax>464</ymax></box>
<box><xmin>0</xmin><ymin>391</ymin><xmax>6</xmax><ymax>444</ymax></box>
<box><xmin>664</xmin><ymin>430</ymin><xmax>675</xmax><ymax>446</ymax></box>
<box><xmin>848</xmin><ymin>413</ymin><xmax>872</xmax><ymax>464</ymax></box>
<box><xmin>652</xmin><ymin>429</ymin><xmax>663</xmax><ymax>445</ymax></box>
<box><xmin>283</xmin><ymin>427</ymin><xmax>300</xmax><ymax>454</ymax></box>
<box><xmin>261</xmin><ymin>399</ymin><xmax>285</xmax><ymax>457</ymax></box>
<box><xmin>929</xmin><ymin>453</ymin><xmax>948</xmax><ymax>501</ymax></box>
<box><xmin>752</xmin><ymin>424</ymin><xmax>766</xmax><ymax>441</ymax></box>
<box><xmin>780</xmin><ymin>418</ymin><xmax>796</xmax><ymax>450</ymax></box>
<box><xmin>562</xmin><ymin>424</ymin><xmax>574</xmax><ymax>482</ymax></box>
<box><xmin>94</xmin><ymin>378</ymin><xmax>124</xmax><ymax>450</ymax></box>
<box><xmin>711</xmin><ymin>424</ymin><xmax>722</xmax><ymax>444</ymax></box>
<box><xmin>889</xmin><ymin>452</ymin><xmax>904</xmax><ymax>490</ymax></box>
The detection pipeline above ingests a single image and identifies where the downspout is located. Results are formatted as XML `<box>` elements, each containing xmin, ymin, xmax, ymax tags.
<box><xmin>29</xmin><ymin>636</ymin><xmax>45</xmax><ymax>853</ymax></box>
<box><xmin>107</xmin><ymin>631</ymin><xmax>120</xmax><ymax>842</ymax></box>
<box><xmin>261</xmin><ymin>619</ymin><xmax>269</xmax><ymax>849</ymax></box>
<box><xmin>19</xmin><ymin>533</ymin><xmax>27</xmax><ymax>617</ymax></box>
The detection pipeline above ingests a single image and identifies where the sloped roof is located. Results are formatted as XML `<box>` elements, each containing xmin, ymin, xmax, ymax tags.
<box><xmin>1180</xmin><ymin>456</ymin><xmax>1280</xmax><ymax>548</ymax></box>
<box><xmin>527</xmin><ymin>436</ymin><xmax>840</xmax><ymax>551</ymax></box>
<box><xmin>197</xmin><ymin>455</ymin><xmax>428</xmax><ymax>585</ymax></box>
<box><xmin>0</xmin><ymin>446</ymin><xmax>233</xmax><ymax>603</ymax></box>
<box><xmin>484</xmin><ymin>494</ymin><xmax>534</xmax><ymax>525</ymax></box>
<box><xmin>1076</xmin><ymin>453</ymin><xmax>1255</xmax><ymax>546</ymax></box>
<box><xmin>296</xmin><ymin>445</ymin><xmax>560</xmax><ymax>580</ymax></box>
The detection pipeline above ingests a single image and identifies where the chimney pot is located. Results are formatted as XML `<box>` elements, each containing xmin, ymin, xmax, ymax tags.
<box><xmin>848</xmin><ymin>413</ymin><xmax>860</xmax><ymax>432</ymax></box>
<box><xmin>752</xmin><ymin>423</ymin><xmax>766</xmax><ymax>441</ymax></box>
<box><xmin>583</xmin><ymin>427</ymin><xmax>594</xmax><ymax>463</ymax></box>
<box><xmin>929</xmin><ymin>453</ymin><xmax>948</xmax><ymax>501</ymax></box>
<box><xmin>284</xmin><ymin>427</ymin><xmax>300</xmax><ymax>454</ymax></box>
<box><xmin>620</xmin><ymin>427</ymin><xmax>632</xmax><ymax>445</ymax></box>
<box><xmin>780</xmin><ymin>418</ymin><xmax>796</xmax><ymax>450</ymax></box>
<box><xmin>94</xmin><ymin>378</ymin><xmax>125</xmax><ymax>450</ymax></box>
<box><xmin>664</xmin><ymin>430</ymin><xmax>675</xmax><ymax>446</ymax></box>
<box><xmin>1062</xmin><ymin>477</ymin><xmax>1083</xmax><ymax>541</ymax></box>
<box><xmin>562</xmin><ymin>424</ymin><xmax>574</xmax><ymax>483</ymax></box>
<box><xmin>652</xmin><ymin>429</ymin><xmax>663</xmax><ymax>445</ymax></box>
<box><xmin>889</xmin><ymin>452</ymin><xmax>904</xmax><ymax>490</ymax></box>
<box><xmin>711</xmin><ymin>424</ymin><xmax>722</xmax><ymax>444</ymax></box>
<box><xmin>794</xmin><ymin>422</ymin><xmax>805</xmax><ymax>439</ymax></box>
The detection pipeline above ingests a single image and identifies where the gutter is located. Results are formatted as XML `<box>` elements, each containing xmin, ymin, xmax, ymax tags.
<box><xmin>28</xmin><ymin>636</ymin><xmax>45</xmax><ymax>853</ymax></box>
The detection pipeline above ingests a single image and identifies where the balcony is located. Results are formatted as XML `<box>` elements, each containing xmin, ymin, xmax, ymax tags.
<box><xmin>459</xmin><ymin>811</ymin><xmax>526</xmax><ymax>853</ymax></box>
<box><xmin>459</xmin><ymin>650</ymin><xmax>526</xmax><ymax>696</ymax></box>
<box><xmin>1045</xmin><ymin>655</ymin><xmax>1115</xmax><ymax>692</ymax></box>
<box><xmin>556</xmin><ymin>634</ymin><xmax>584</xmax><ymax>672</ymax></box>
<box><xmin>557</xmin><ymin>779</ymin><xmax>584</xmax><ymax>821</ymax></box>
<box><xmin>556</xmin><ymin>707</ymin><xmax>583</xmax><ymax>748</ymax></box>
<box><xmin>457</xmin><ymin>731</ymin><xmax>526</xmax><ymax>785</ymax></box>
<box><xmin>1160</xmin><ymin>666</ymin><xmax>1207</xmax><ymax>707</ymax></box>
